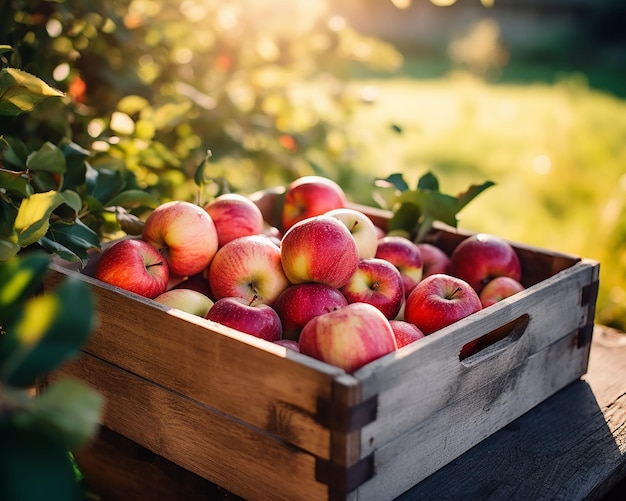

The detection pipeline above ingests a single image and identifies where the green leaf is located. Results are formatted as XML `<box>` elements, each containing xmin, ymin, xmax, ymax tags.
<box><xmin>12</xmin><ymin>379</ymin><xmax>104</xmax><ymax>449</ymax></box>
<box><xmin>0</xmin><ymin>45</ymin><xmax>15</xmax><ymax>56</ymax></box>
<box><xmin>60</xmin><ymin>142</ymin><xmax>89</xmax><ymax>190</ymax></box>
<box><xmin>0</xmin><ymin>168</ymin><xmax>33</xmax><ymax>197</ymax></box>
<box><xmin>2</xmin><ymin>136</ymin><xmax>29</xmax><ymax>168</ymax></box>
<box><xmin>417</xmin><ymin>171</ymin><xmax>440</xmax><ymax>191</ymax></box>
<box><xmin>26</xmin><ymin>141</ymin><xmax>67</xmax><ymax>174</ymax></box>
<box><xmin>383</xmin><ymin>172</ymin><xmax>410</xmax><ymax>192</ymax></box>
<box><xmin>59</xmin><ymin>190</ymin><xmax>83</xmax><ymax>214</ymax></box>
<box><xmin>0</xmin><ymin>68</ymin><xmax>65</xmax><ymax>116</ymax></box>
<box><xmin>1</xmin><ymin>274</ymin><xmax>95</xmax><ymax>387</ymax></box>
<box><xmin>0</xmin><ymin>428</ymin><xmax>83</xmax><ymax>501</ymax></box>
<box><xmin>0</xmin><ymin>238</ymin><xmax>20</xmax><ymax>260</ymax></box>
<box><xmin>0</xmin><ymin>251</ymin><xmax>49</xmax><ymax>326</ymax></box>
<box><xmin>193</xmin><ymin>149</ymin><xmax>214</xmax><ymax>186</ymax></box>
<box><xmin>13</xmin><ymin>191</ymin><xmax>65</xmax><ymax>246</ymax></box>
<box><xmin>40</xmin><ymin>219</ymin><xmax>100</xmax><ymax>264</ymax></box>
<box><xmin>456</xmin><ymin>181</ymin><xmax>496</xmax><ymax>212</ymax></box>
<box><xmin>85</xmin><ymin>164</ymin><xmax>126</xmax><ymax>204</ymax></box>
<box><xmin>105</xmin><ymin>189</ymin><xmax>160</xmax><ymax>209</ymax></box>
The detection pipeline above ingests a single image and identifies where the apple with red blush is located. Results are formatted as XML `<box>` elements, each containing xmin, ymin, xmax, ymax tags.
<box><xmin>281</xmin><ymin>175</ymin><xmax>347</xmax><ymax>231</ymax></box>
<box><xmin>449</xmin><ymin>233</ymin><xmax>522</xmax><ymax>294</ymax></box>
<box><xmin>142</xmin><ymin>200</ymin><xmax>219</xmax><ymax>277</ymax></box>
<box><xmin>280</xmin><ymin>215</ymin><xmax>359</xmax><ymax>289</ymax></box>
<box><xmin>273</xmin><ymin>283</ymin><xmax>348</xmax><ymax>341</ymax></box>
<box><xmin>325</xmin><ymin>208</ymin><xmax>379</xmax><ymax>259</ymax></box>
<box><xmin>273</xmin><ymin>339</ymin><xmax>300</xmax><ymax>352</ymax></box>
<box><xmin>204</xmin><ymin>193</ymin><xmax>265</xmax><ymax>247</ymax></box>
<box><xmin>94</xmin><ymin>238</ymin><xmax>169</xmax><ymax>299</ymax></box>
<box><xmin>208</xmin><ymin>234</ymin><xmax>289</xmax><ymax>305</ymax></box>
<box><xmin>299</xmin><ymin>302</ymin><xmax>398</xmax><ymax>373</ymax></box>
<box><xmin>416</xmin><ymin>243</ymin><xmax>451</xmax><ymax>278</ymax></box>
<box><xmin>375</xmin><ymin>236</ymin><xmax>423</xmax><ymax>298</ymax></box>
<box><xmin>404</xmin><ymin>273</ymin><xmax>482</xmax><ymax>336</ymax></box>
<box><xmin>479</xmin><ymin>276</ymin><xmax>525</xmax><ymax>307</ymax></box>
<box><xmin>206</xmin><ymin>296</ymin><xmax>282</xmax><ymax>342</ymax></box>
<box><xmin>340</xmin><ymin>258</ymin><xmax>405</xmax><ymax>320</ymax></box>
<box><xmin>389</xmin><ymin>320</ymin><xmax>425</xmax><ymax>348</ymax></box>
<box><xmin>154</xmin><ymin>289</ymin><xmax>214</xmax><ymax>317</ymax></box>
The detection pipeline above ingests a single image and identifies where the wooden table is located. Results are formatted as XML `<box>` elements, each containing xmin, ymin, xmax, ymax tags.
<box><xmin>75</xmin><ymin>325</ymin><xmax>626</xmax><ymax>500</ymax></box>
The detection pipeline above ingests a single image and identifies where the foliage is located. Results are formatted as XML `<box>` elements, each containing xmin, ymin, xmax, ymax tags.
<box><xmin>375</xmin><ymin>171</ymin><xmax>494</xmax><ymax>242</ymax></box>
<box><xmin>0</xmin><ymin>251</ymin><xmax>103</xmax><ymax>500</ymax></box>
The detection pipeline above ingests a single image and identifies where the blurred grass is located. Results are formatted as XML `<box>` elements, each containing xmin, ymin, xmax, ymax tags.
<box><xmin>343</xmin><ymin>73</ymin><xmax>626</xmax><ymax>330</ymax></box>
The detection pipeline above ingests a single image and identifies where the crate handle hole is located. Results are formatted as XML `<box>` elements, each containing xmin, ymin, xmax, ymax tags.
<box><xmin>459</xmin><ymin>313</ymin><xmax>530</xmax><ymax>365</ymax></box>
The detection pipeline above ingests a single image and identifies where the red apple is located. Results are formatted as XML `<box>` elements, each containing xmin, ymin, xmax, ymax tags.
<box><xmin>389</xmin><ymin>320</ymin><xmax>426</xmax><ymax>348</ymax></box>
<box><xmin>207</xmin><ymin>234</ymin><xmax>289</xmax><ymax>305</ymax></box>
<box><xmin>325</xmin><ymin>208</ymin><xmax>379</xmax><ymax>259</ymax></box>
<box><xmin>142</xmin><ymin>200</ymin><xmax>219</xmax><ymax>277</ymax></box>
<box><xmin>273</xmin><ymin>283</ymin><xmax>348</xmax><ymax>341</ymax></box>
<box><xmin>404</xmin><ymin>273</ymin><xmax>482</xmax><ymax>335</ymax></box>
<box><xmin>94</xmin><ymin>238</ymin><xmax>169</xmax><ymax>299</ymax></box>
<box><xmin>273</xmin><ymin>339</ymin><xmax>300</xmax><ymax>352</ymax></box>
<box><xmin>280</xmin><ymin>215</ymin><xmax>359</xmax><ymax>289</ymax></box>
<box><xmin>154</xmin><ymin>289</ymin><xmax>214</xmax><ymax>317</ymax></box>
<box><xmin>281</xmin><ymin>175</ymin><xmax>347</xmax><ymax>231</ymax></box>
<box><xmin>204</xmin><ymin>193</ymin><xmax>265</xmax><ymax>247</ymax></box>
<box><xmin>449</xmin><ymin>233</ymin><xmax>522</xmax><ymax>294</ymax></box>
<box><xmin>340</xmin><ymin>258</ymin><xmax>405</xmax><ymax>320</ymax></box>
<box><xmin>299</xmin><ymin>302</ymin><xmax>398</xmax><ymax>373</ymax></box>
<box><xmin>172</xmin><ymin>273</ymin><xmax>213</xmax><ymax>298</ymax></box>
<box><xmin>206</xmin><ymin>297</ymin><xmax>282</xmax><ymax>342</ymax></box>
<box><xmin>416</xmin><ymin>243</ymin><xmax>451</xmax><ymax>278</ymax></box>
<box><xmin>375</xmin><ymin>236</ymin><xmax>423</xmax><ymax>298</ymax></box>
<box><xmin>479</xmin><ymin>276</ymin><xmax>525</xmax><ymax>307</ymax></box>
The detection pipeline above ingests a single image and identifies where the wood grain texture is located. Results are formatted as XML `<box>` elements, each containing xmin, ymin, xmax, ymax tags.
<box><xmin>396</xmin><ymin>325</ymin><xmax>626</xmax><ymax>501</ymax></box>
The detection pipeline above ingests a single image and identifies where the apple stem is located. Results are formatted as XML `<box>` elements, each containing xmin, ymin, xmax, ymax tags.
<box><xmin>146</xmin><ymin>261</ymin><xmax>165</xmax><ymax>269</ymax></box>
<box><xmin>371</xmin><ymin>280</ymin><xmax>381</xmax><ymax>291</ymax></box>
<box><xmin>350</xmin><ymin>220</ymin><xmax>360</xmax><ymax>232</ymax></box>
<box><xmin>446</xmin><ymin>286</ymin><xmax>463</xmax><ymax>300</ymax></box>
<box><xmin>249</xmin><ymin>294</ymin><xmax>258</xmax><ymax>307</ymax></box>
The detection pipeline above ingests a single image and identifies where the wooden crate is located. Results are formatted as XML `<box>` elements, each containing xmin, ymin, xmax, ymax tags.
<box><xmin>44</xmin><ymin>191</ymin><xmax>600</xmax><ymax>501</ymax></box>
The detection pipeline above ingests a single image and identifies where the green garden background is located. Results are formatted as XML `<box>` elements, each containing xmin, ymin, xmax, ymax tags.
<box><xmin>2</xmin><ymin>0</ymin><xmax>625</xmax><ymax>327</ymax></box>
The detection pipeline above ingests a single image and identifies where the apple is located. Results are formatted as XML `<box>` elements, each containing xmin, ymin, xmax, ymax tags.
<box><xmin>204</xmin><ymin>193</ymin><xmax>265</xmax><ymax>248</ymax></box>
<box><xmin>375</xmin><ymin>236</ymin><xmax>424</xmax><ymax>298</ymax></box>
<box><xmin>416</xmin><ymin>243</ymin><xmax>451</xmax><ymax>278</ymax></box>
<box><xmin>340</xmin><ymin>258</ymin><xmax>405</xmax><ymax>320</ymax></box>
<box><xmin>280</xmin><ymin>215</ymin><xmax>359</xmax><ymax>289</ymax></box>
<box><xmin>281</xmin><ymin>175</ymin><xmax>347</xmax><ymax>231</ymax></box>
<box><xmin>479</xmin><ymin>276</ymin><xmax>525</xmax><ymax>307</ymax></box>
<box><xmin>324</xmin><ymin>208</ymin><xmax>379</xmax><ymax>259</ymax></box>
<box><xmin>153</xmin><ymin>289</ymin><xmax>214</xmax><ymax>317</ymax></box>
<box><xmin>142</xmin><ymin>200</ymin><xmax>219</xmax><ymax>277</ymax></box>
<box><xmin>207</xmin><ymin>234</ymin><xmax>289</xmax><ymax>305</ymax></box>
<box><xmin>404</xmin><ymin>273</ymin><xmax>482</xmax><ymax>335</ymax></box>
<box><xmin>299</xmin><ymin>302</ymin><xmax>398</xmax><ymax>373</ymax></box>
<box><xmin>389</xmin><ymin>320</ymin><xmax>426</xmax><ymax>348</ymax></box>
<box><xmin>206</xmin><ymin>297</ymin><xmax>282</xmax><ymax>342</ymax></box>
<box><xmin>172</xmin><ymin>273</ymin><xmax>213</xmax><ymax>298</ymax></box>
<box><xmin>94</xmin><ymin>238</ymin><xmax>169</xmax><ymax>299</ymax></box>
<box><xmin>273</xmin><ymin>339</ymin><xmax>301</xmax><ymax>352</ymax></box>
<box><xmin>273</xmin><ymin>283</ymin><xmax>348</xmax><ymax>341</ymax></box>
<box><xmin>448</xmin><ymin>233</ymin><xmax>522</xmax><ymax>295</ymax></box>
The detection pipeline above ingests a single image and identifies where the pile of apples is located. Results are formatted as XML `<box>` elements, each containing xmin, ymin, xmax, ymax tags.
<box><xmin>93</xmin><ymin>176</ymin><xmax>525</xmax><ymax>373</ymax></box>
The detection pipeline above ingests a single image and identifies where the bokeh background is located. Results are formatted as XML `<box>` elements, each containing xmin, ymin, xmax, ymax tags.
<box><xmin>2</xmin><ymin>0</ymin><xmax>625</xmax><ymax>329</ymax></box>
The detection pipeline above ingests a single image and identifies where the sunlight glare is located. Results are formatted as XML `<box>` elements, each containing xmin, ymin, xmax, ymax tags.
<box><xmin>431</xmin><ymin>0</ymin><xmax>457</xmax><ymax>6</ymax></box>
<box><xmin>532</xmin><ymin>155</ymin><xmax>551</xmax><ymax>175</ymax></box>
<box><xmin>391</xmin><ymin>0</ymin><xmax>412</xmax><ymax>8</ymax></box>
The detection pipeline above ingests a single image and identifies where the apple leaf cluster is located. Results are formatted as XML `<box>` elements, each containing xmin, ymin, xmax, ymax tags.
<box><xmin>0</xmin><ymin>251</ymin><xmax>103</xmax><ymax>500</ymax></box>
<box><xmin>375</xmin><ymin>171</ymin><xmax>495</xmax><ymax>243</ymax></box>
<box><xmin>1</xmin><ymin>46</ymin><xmax>160</xmax><ymax>264</ymax></box>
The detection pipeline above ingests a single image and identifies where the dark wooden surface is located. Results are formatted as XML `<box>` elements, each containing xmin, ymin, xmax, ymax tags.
<box><xmin>74</xmin><ymin>325</ymin><xmax>626</xmax><ymax>500</ymax></box>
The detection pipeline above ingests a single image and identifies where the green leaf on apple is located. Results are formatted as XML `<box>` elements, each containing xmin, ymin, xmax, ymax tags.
<box><xmin>378</xmin><ymin>171</ymin><xmax>495</xmax><ymax>242</ymax></box>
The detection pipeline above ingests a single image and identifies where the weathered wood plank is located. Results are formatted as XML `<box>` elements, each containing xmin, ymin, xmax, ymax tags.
<box><xmin>54</xmin><ymin>354</ymin><xmax>330</xmax><ymax>501</ymax></box>
<box><xmin>353</xmin><ymin>260</ymin><xmax>597</xmax><ymax>457</ymax></box>
<box><xmin>395</xmin><ymin>325</ymin><xmax>626</xmax><ymax>500</ymax></box>
<box><xmin>45</xmin><ymin>263</ymin><xmax>351</xmax><ymax>460</ymax></box>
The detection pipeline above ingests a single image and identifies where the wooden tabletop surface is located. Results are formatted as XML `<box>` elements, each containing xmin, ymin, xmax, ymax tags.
<box><xmin>76</xmin><ymin>325</ymin><xmax>626</xmax><ymax>500</ymax></box>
